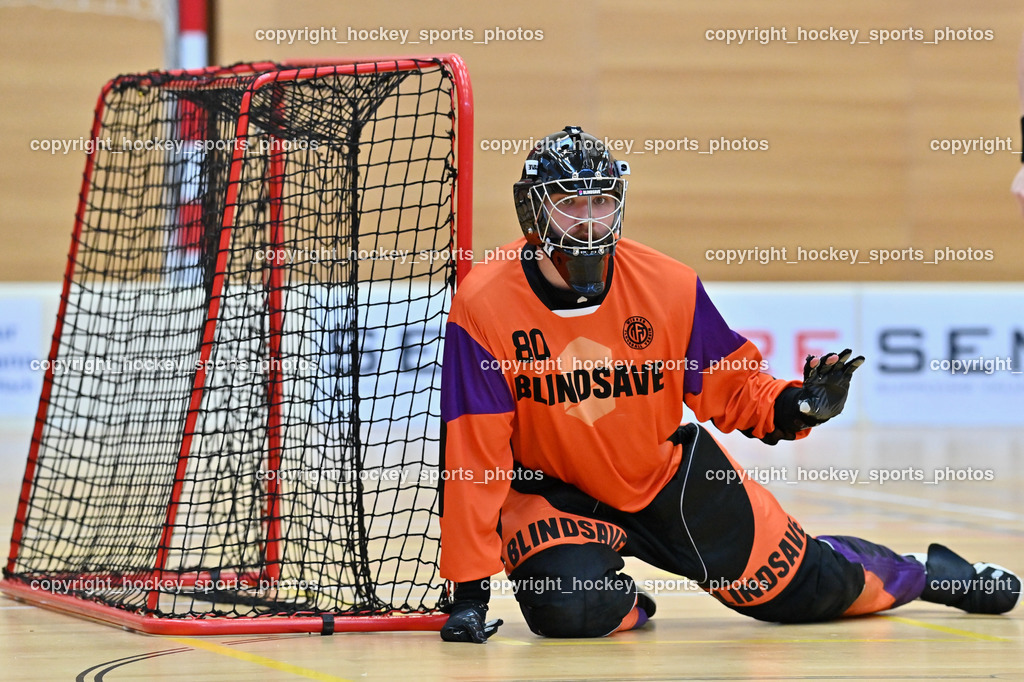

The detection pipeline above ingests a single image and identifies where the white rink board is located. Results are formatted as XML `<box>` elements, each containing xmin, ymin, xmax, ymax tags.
<box><xmin>858</xmin><ymin>286</ymin><xmax>1024</xmax><ymax>426</ymax></box>
<box><xmin>704</xmin><ymin>282</ymin><xmax>1024</xmax><ymax>426</ymax></box>
<box><xmin>0</xmin><ymin>284</ymin><xmax>58</xmax><ymax>420</ymax></box>
<box><xmin>1</xmin><ymin>282</ymin><xmax>1021</xmax><ymax>436</ymax></box>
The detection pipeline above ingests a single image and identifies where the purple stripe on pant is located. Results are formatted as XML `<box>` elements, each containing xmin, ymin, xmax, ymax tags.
<box><xmin>818</xmin><ymin>535</ymin><xmax>926</xmax><ymax>609</ymax></box>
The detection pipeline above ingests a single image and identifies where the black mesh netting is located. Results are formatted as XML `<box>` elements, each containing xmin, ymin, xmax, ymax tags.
<box><xmin>4</xmin><ymin>60</ymin><xmax>464</xmax><ymax>622</ymax></box>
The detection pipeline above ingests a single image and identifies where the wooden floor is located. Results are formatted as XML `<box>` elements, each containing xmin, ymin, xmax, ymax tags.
<box><xmin>1</xmin><ymin>424</ymin><xmax>1022</xmax><ymax>681</ymax></box>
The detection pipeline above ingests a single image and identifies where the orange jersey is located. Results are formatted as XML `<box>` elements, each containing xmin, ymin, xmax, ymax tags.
<box><xmin>439</xmin><ymin>238</ymin><xmax>801</xmax><ymax>582</ymax></box>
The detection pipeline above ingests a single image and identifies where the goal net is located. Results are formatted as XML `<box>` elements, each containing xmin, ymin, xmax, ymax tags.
<box><xmin>1</xmin><ymin>56</ymin><xmax>473</xmax><ymax>634</ymax></box>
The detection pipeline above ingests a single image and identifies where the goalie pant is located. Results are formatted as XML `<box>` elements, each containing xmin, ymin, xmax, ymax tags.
<box><xmin>496</xmin><ymin>423</ymin><xmax>925</xmax><ymax>638</ymax></box>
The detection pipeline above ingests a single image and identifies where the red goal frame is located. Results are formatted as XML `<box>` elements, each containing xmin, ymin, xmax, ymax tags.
<box><xmin>1</xmin><ymin>54</ymin><xmax>473</xmax><ymax>635</ymax></box>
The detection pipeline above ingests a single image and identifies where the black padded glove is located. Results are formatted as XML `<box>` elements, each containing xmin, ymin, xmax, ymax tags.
<box><xmin>742</xmin><ymin>350</ymin><xmax>866</xmax><ymax>445</ymax></box>
<box><xmin>795</xmin><ymin>348</ymin><xmax>864</xmax><ymax>425</ymax></box>
<box><xmin>439</xmin><ymin>600</ymin><xmax>503</xmax><ymax>643</ymax></box>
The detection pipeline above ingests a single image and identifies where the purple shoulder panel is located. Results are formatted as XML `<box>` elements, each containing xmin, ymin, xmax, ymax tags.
<box><xmin>682</xmin><ymin>278</ymin><xmax>747</xmax><ymax>396</ymax></box>
<box><xmin>441</xmin><ymin>321</ymin><xmax>515</xmax><ymax>422</ymax></box>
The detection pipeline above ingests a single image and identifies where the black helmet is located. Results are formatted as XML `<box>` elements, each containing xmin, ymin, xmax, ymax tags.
<box><xmin>513</xmin><ymin>125</ymin><xmax>630</xmax><ymax>298</ymax></box>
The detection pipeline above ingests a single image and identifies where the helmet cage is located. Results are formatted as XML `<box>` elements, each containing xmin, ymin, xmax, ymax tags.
<box><xmin>527</xmin><ymin>177</ymin><xmax>626</xmax><ymax>257</ymax></box>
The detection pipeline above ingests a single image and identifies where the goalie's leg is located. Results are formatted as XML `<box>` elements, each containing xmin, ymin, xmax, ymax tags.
<box><xmin>509</xmin><ymin>543</ymin><xmax>649</xmax><ymax>638</ymax></box>
<box><xmin>633</xmin><ymin>423</ymin><xmax>910</xmax><ymax>622</ymax></box>
<box><xmin>499</xmin><ymin>487</ymin><xmax>652</xmax><ymax>638</ymax></box>
<box><xmin>650</xmin><ymin>424</ymin><xmax>1018</xmax><ymax>621</ymax></box>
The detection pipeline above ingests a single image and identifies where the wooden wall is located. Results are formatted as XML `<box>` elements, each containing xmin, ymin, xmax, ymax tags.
<box><xmin>2</xmin><ymin>1</ymin><xmax>1021</xmax><ymax>282</ymax></box>
<box><xmin>0</xmin><ymin>5</ymin><xmax>164</xmax><ymax>282</ymax></box>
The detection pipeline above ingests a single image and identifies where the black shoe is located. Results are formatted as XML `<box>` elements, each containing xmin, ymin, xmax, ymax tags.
<box><xmin>912</xmin><ymin>543</ymin><xmax>1022</xmax><ymax>614</ymax></box>
<box><xmin>635</xmin><ymin>586</ymin><xmax>657</xmax><ymax>620</ymax></box>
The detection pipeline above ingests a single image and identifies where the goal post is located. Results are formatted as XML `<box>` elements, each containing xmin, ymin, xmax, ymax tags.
<box><xmin>1</xmin><ymin>55</ymin><xmax>473</xmax><ymax>635</ymax></box>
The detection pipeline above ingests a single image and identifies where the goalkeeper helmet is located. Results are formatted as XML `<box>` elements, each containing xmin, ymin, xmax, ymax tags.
<box><xmin>513</xmin><ymin>125</ymin><xmax>630</xmax><ymax>298</ymax></box>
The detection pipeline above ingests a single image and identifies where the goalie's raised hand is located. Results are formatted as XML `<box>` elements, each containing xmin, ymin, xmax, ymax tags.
<box><xmin>439</xmin><ymin>600</ymin><xmax>503</xmax><ymax>643</ymax></box>
<box><xmin>796</xmin><ymin>348</ymin><xmax>864</xmax><ymax>425</ymax></box>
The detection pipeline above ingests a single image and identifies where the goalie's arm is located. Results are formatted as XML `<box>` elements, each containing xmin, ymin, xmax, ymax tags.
<box><xmin>679</xmin><ymin>279</ymin><xmax>864</xmax><ymax>444</ymax></box>
<box><xmin>738</xmin><ymin>349</ymin><xmax>865</xmax><ymax>444</ymax></box>
<box><xmin>438</xmin><ymin>318</ymin><xmax>515</xmax><ymax>587</ymax></box>
<box><xmin>681</xmin><ymin>277</ymin><xmax>802</xmax><ymax>442</ymax></box>
<box><xmin>438</xmin><ymin>317</ymin><xmax>515</xmax><ymax>643</ymax></box>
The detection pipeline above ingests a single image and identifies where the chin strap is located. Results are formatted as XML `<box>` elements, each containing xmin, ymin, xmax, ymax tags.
<box><xmin>546</xmin><ymin>246</ymin><xmax>611</xmax><ymax>298</ymax></box>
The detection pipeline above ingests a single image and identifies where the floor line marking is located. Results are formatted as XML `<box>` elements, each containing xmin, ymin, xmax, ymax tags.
<box><xmin>169</xmin><ymin>637</ymin><xmax>354</xmax><ymax>681</ymax></box>
<box><xmin>881</xmin><ymin>615</ymin><xmax>1011</xmax><ymax>642</ymax></box>
<box><xmin>789</xmin><ymin>483</ymin><xmax>1024</xmax><ymax>522</ymax></box>
<box><xmin>509</xmin><ymin>636</ymin><xmax>972</xmax><ymax>646</ymax></box>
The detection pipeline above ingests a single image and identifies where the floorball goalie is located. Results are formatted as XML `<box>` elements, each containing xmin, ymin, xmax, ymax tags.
<box><xmin>437</xmin><ymin>125</ymin><xmax>1022</xmax><ymax>642</ymax></box>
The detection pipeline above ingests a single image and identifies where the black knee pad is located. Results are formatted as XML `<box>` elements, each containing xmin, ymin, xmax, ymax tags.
<box><xmin>508</xmin><ymin>543</ymin><xmax>636</xmax><ymax>638</ymax></box>
<box><xmin>731</xmin><ymin>536</ymin><xmax>865</xmax><ymax>623</ymax></box>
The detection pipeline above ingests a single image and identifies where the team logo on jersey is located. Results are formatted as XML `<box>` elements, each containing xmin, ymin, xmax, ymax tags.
<box><xmin>622</xmin><ymin>316</ymin><xmax>653</xmax><ymax>350</ymax></box>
